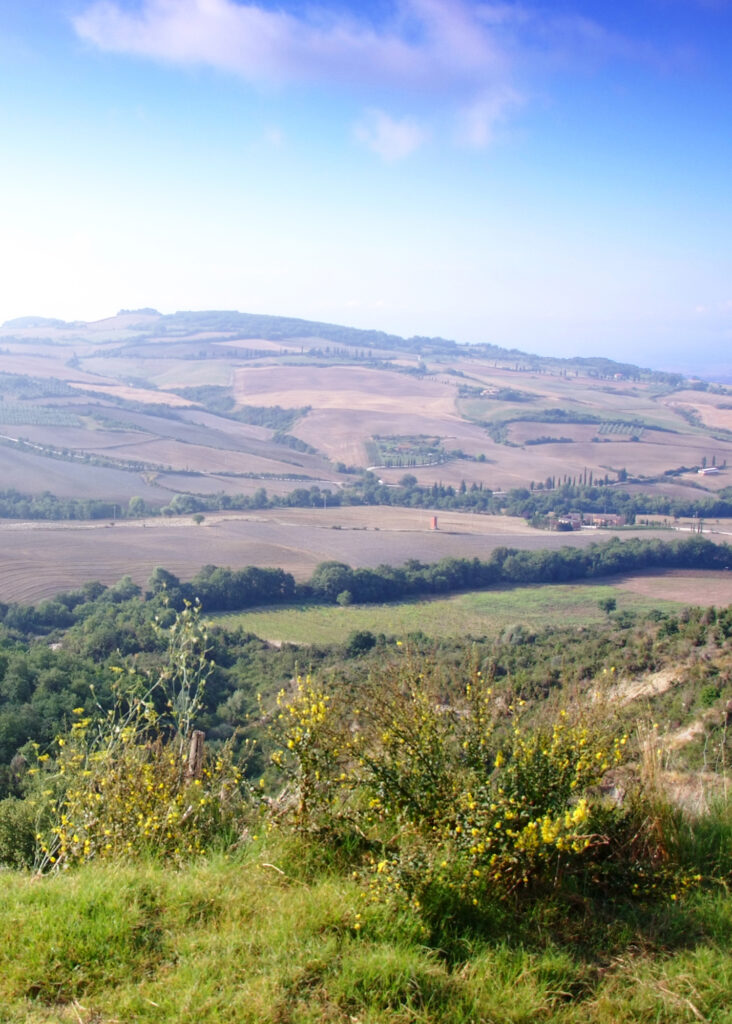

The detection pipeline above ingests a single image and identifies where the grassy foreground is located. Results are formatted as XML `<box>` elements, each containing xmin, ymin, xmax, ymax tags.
<box><xmin>3</xmin><ymin>604</ymin><xmax>731</xmax><ymax>1023</ymax></box>
<box><xmin>1</xmin><ymin>842</ymin><xmax>731</xmax><ymax>1024</ymax></box>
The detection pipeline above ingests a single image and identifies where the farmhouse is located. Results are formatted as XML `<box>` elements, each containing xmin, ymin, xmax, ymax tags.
<box><xmin>556</xmin><ymin>512</ymin><xmax>583</xmax><ymax>530</ymax></box>
<box><xmin>585</xmin><ymin>513</ymin><xmax>626</xmax><ymax>528</ymax></box>
<box><xmin>556</xmin><ymin>512</ymin><xmax>627</xmax><ymax>530</ymax></box>
<box><xmin>698</xmin><ymin>466</ymin><xmax>721</xmax><ymax>476</ymax></box>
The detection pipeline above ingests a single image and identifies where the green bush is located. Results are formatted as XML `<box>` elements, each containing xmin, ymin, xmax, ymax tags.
<box><xmin>0</xmin><ymin>798</ymin><xmax>36</xmax><ymax>869</ymax></box>
<box><xmin>700</xmin><ymin>683</ymin><xmax>720</xmax><ymax>708</ymax></box>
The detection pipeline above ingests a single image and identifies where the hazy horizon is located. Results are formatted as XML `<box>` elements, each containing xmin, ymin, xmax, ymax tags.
<box><xmin>2</xmin><ymin>1</ymin><xmax>730</xmax><ymax>377</ymax></box>
<box><xmin>3</xmin><ymin>304</ymin><xmax>729</xmax><ymax>382</ymax></box>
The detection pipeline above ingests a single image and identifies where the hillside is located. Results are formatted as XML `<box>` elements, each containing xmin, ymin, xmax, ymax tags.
<box><xmin>1</xmin><ymin>309</ymin><xmax>731</xmax><ymax>519</ymax></box>
<box><xmin>1</xmin><ymin>582</ymin><xmax>731</xmax><ymax>1022</ymax></box>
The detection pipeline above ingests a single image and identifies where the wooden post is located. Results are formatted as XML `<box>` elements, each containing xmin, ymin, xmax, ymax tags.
<box><xmin>186</xmin><ymin>730</ymin><xmax>205</xmax><ymax>780</ymax></box>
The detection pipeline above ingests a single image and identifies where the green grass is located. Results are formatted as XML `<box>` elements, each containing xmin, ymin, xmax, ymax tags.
<box><xmin>1</xmin><ymin>843</ymin><xmax>731</xmax><ymax>1023</ymax></box>
<box><xmin>214</xmin><ymin>583</ymin><xmax>684</xmax><ymax>645</ymax></box>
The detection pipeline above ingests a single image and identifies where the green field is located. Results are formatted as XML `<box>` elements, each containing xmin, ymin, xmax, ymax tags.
<box><xmin>214</xmin><ymin>582</ymin><xmax>683</xmax><ymax>645</ymax></box>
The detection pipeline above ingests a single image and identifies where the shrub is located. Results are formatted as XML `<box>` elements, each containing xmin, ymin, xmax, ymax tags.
<box><xmin>269</xmin><ymin>651</ymin><xmax>702</xmax><ymax>923</ymax></box>
<box><xmin>29</xmin><ymin>603</ymin><xmax>250</xmax><ymax>870</ymax></box>
<box><xmin>0</xmin><ymin>797</ymin><xmax>36</xmax><ymax>869</ymax></box>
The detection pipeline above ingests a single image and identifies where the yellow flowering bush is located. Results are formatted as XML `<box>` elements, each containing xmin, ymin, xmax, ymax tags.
<box><xmin>442</xmin><ymin>715</ymin><xmax>627</xmax><ymax>899</ymax></box>
<box><xmin>269</xmin><ymin>653</ymin><xmax>664</xmax><ymax>917</ymax></box>
<box><xmin>269</xmin><ymin>674</ymin><xmax>352</xmax><ymax>822</ymax></box>
<box><xmin>32</xmin><ymin>604</ymin><xmax>248</xmax><ymax>870</ymax></box>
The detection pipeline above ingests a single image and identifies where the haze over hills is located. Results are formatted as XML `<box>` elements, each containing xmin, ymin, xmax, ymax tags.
<box><xmin>1</xmin><ymin>307</ymin><xmax>731</xmax><ymax>514</ymax></box>
<box><xmin>0</xmin><ymin>308</ymin><xmax>707</xmax><ymax>380</ymax></box>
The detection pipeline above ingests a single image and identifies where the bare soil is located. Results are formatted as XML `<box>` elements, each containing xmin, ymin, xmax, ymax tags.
<box><xmin>0</xmin><ymin>510</ymin><xmax>676</xmax><ymax>603</ymax></box>
<box><xmin>612</xmin><ymin>569</ymin><xmax>732</xmax><ymax>606</ymax></box>
<box><xmin>233</xmin><ymin>365</ymin><xmax>458</xmax><ymax>416</ymax></box>
<box><xmin>659</xmin><ymin>390</ymin><xmax>732</xmax><ymax>432</ymax></box>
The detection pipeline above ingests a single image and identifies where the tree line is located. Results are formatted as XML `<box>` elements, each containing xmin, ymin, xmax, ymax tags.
<box><xmin>4</xmin><ymin>474</ymin><xmax>732</xmax><ymax>524</ymax></box>
<box><xmin>1</xmin><ymin>536</ymin><xmax>727</xmax><ymax>638</ymax></box>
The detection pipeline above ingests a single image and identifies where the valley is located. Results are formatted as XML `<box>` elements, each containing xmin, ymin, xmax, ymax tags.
<box><xmin>1</xmin><ymin>311</ymin><xmax>731</xmax><ymax>1024</ymax></box>
<box><xmin>0</xmin><ymin>505</ymin><xmax>690</xmax><ymax>603</ymax></box>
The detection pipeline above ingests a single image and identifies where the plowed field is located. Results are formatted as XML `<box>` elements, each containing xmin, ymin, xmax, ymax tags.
<box><xmin>0</xmin><ymin>509</ymin><xmax>675</xmax><ymax>604</ymax></box>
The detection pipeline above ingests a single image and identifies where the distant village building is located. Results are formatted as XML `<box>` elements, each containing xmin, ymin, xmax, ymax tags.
<box><xmin>554</xmin><ymin>512</ymin><xmax>626</xmax><ymax>530</ymax></box>
<box><xmin>555</xmin><ymin>512</ymin><xmax>583</xmax><ymax>530</ymax></box>
<box><xmin>698</xmin><ymin>466</ymin><xmax>720</xmax><ymax>476</ymax></box>
<box><xmin>585</xmin><ymin>513</ymin><xmax>626</xmax><ymax>528</ymax></box>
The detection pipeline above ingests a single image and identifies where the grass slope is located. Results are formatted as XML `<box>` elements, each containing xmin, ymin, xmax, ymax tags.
<box><xmin>1</xmin><ymin>846</ymin><xmax>731</xmax><ymax>1024</ymax></box>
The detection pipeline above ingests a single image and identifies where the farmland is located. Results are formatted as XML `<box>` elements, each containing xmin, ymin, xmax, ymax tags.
<box><xmin>216</xmin><ymin>574</ymin><xmax>718</xmax><ymax>645</ymax></box>
<box><xmin>1</xmin><ymin>310</ymin><xmax>731</xmax><ymax>1024</ymax></box>
<box><xmin>0</xmin><ymin>309</ymin><xmax>731</xmax><ymax>518</ymax></box>
<box><xmin>0</xmin><ymin>507</ymin><xmax>685</xmax><ymax>604</ymax></box>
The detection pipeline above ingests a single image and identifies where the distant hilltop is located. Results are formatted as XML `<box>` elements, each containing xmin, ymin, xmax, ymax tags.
<box><xmin>2</xmin><ymin>316</ymin><xmax>74</xmax><ymax>329</ymax></box>
<box><xmin>0</xmin><ymin>307</ymin><xmax>688</xmax><ymax>384</ymax></box>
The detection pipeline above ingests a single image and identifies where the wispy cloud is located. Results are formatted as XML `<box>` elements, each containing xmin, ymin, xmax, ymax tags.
<box><xmin>72</xmin><ymin>0</ymin><xmax>670</xmax><ymax>156</ymax></box>
<box><xmin>456</xmin><ymin>86</ymin><xmax>523</xmax><ymax>147</ymax></box>
<box><xmin>73</xmin><ymin>0</ymin><xmax>519</xmax><ymax>158</ymax></box>
<box><xmin>354</xmin><ymin>109</ymin><xmax>427</xmax><ymax>161</ymax></box>
<box><xmin>73</xmin><ymin>0</ymin><xmax>485</xmax><ymax>90</ymax></box>
<box><xmin>264</xmin><ymin>126</ymin><xmax>284</xmax><ymax>148</ymax></box>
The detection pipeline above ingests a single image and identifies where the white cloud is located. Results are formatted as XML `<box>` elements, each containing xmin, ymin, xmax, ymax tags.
<box><xmin>456</xmin><ymin>86</ymin><xmax>522</xmax><ymax>147</ymax></box>
<box><xmin>73</xmin><ymin>0</ymin><xmax>440</xmax><ymax>88</ymax></box>
<box><xmin>72</xmin><ymin>0</ymin><xmax>665</xmax><ymax>151</ymax></box>
<box><xmin>354</xmin><ymin>108</ymin><xmax>427</xmax><ymax>161</ymax></box>
<box><xmin>74</xmin><ymin>0</ymin><xmax>520</xmax><ymax>148</ymax></box>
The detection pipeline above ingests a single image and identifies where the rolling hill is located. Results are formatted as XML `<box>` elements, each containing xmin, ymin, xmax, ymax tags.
<box><xmin>1</xmin><ymin>308</ymin><xmax>730</xmax><ymax>512</ymax></box>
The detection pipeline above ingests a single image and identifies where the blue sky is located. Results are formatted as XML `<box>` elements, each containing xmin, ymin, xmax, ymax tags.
<box><xmin>1</xmin><ymin>0</ymin><xmax>731</xmax><ymax>372</ymax></box>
